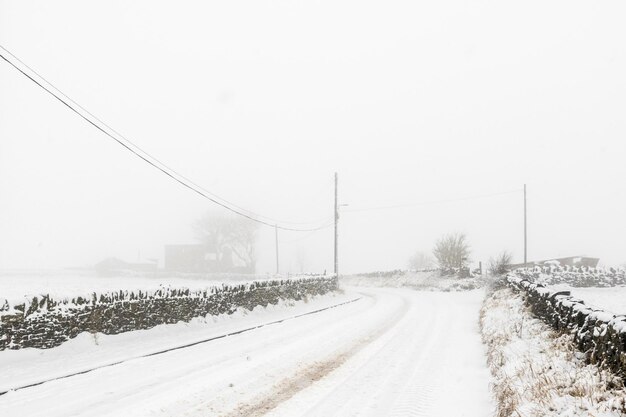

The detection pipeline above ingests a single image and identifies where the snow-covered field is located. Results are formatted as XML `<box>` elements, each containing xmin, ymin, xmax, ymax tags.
<box><xmin>0</xmin><ymin>286</ymin><xmax>494</xmax><ymax>417</ymax></box>
<box><xmin>0</xmin><ymin>269</ymin><xmax>280</xmax><ymax>306</ymax></box>
<box><xmin>549</xmin><ymin>285</ymin><xmax>626</xmax><ymax>315</ymax></box>
<box><xmin>342</xmin><ymin>270</ymin><xmax>488</xmax><ymax>291</ymax></box>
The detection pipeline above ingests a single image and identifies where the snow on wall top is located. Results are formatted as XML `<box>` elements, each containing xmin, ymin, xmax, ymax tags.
<box><xmin>0</xmin><ymin>270</ymin><xmax>331</xmax><ymax>317</ymax></box>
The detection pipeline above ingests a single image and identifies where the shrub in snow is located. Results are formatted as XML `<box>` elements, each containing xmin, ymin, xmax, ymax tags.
<box><xmin>432</xmin><ymin>232</ymin><xmax>471</xmax><ymax>271</ymax></box>
<box><xmin>487</xmin><ymin>251</ymin><xmax>513</xmax><ymax>276</ymax></box>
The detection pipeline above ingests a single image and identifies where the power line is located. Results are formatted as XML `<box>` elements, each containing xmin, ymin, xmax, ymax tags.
<box><xmin>0</xmin><ymin>45</ymin><xmax>328</xmax><ymax>232</ymax></box>
<box><xmin>283</xmin><ymin>221</ymin><xmax>335</xmax><ymax>244</ymax></box>
<box><xmin>0</xmin><ymin>44</ymin><xmax>324</xmax><ymax>227</ymax></box>
<box><xmin>345</xmin><ymin>189</ymin><xmax>522</xmax><ymax>213</ymax></box>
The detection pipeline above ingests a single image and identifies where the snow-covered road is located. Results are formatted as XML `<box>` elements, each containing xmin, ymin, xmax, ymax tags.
<box><xmin>0</xmin><ymin>288</ymin><xmax>493</xmax><ymax>417</ymax></box>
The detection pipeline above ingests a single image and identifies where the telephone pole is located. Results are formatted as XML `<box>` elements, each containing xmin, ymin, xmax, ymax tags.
<box><xmin>334</xmin><ymin>172</ymin><xmax>339</xmax><ymax>277</ymax></box>
<box><xmin>275</xmin><ymin>224</ymin><xmax>279</xmax><ymax>274</ymax></box>
<box><xmin>524</xmin><ymin>184</ymin><xmax>528</xmax><ymax>263</ymax></box>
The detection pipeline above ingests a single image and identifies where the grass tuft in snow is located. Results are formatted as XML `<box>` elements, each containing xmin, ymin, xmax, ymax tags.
<box><xmin>480</xmin><ymin>288</ymin><xmax>626</xmax><ymax>417</ymax></box>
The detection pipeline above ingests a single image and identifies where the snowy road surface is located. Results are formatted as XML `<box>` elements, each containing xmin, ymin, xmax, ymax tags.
<box><xmin>0</xmin><ymin>288</ymin><xmax>493</xmax><ymax>416</ymax></box>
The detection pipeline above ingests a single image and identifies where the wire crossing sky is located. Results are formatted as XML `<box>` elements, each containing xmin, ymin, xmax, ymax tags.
<box><xmin>345</xmin><ymin>190</ymin><xmax>523</xmax><ymax>213</ymax></box>
<box><xmin>0</xmin><ymin>44</ymin><xmax>329</xmax><ymax>232</ymax></box>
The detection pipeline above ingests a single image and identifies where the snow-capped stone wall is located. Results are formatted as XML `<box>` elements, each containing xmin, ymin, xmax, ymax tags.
<box><xmin>513</xmin><ymin>266</ymin><xmax>626</xmax><ymax>287</ymax></box>
<box><xmin>506</xmin><ymin>274</ymin><xmax>626</xmax><ymax>380</ymax></box>
<box><xmin>0</xmin><ymin>276</ymin><xmax>338</xmax><ymax>351</ymax></box>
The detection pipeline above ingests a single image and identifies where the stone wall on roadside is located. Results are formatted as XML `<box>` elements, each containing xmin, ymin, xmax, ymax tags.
<box><xmin>506</xmin><ymin>274</ymin><xmax>626</xmax><ymax>380</ymax></box>
<box><xmin>513</xmin><ymin>266</ymin><xmax>626</xmax><ymax>287</ymax></box>
<box><xmin>0</xmin><ymin>276</ymin><xmax>338</xmax><ymax>351</ymax></box>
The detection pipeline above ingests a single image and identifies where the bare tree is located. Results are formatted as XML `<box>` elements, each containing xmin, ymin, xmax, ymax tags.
<box><xmin>432</xmin><ymin>232</ymin><xmax>471</xmax><ymax>270</ymax></box>
<box><xmin>487</xmin><ymin>251</ymin><xmax>513</xmax><ymax>275</ymax></box>
<box><xmin>408</xmin><ymin>251</ymin><xmax>435</xmax><ymax>270</ymax></box>
<box><xmin>227</xmin><ymin>216</ymin><xmax>259</xmax><ymax>273</ymax></box>
<box><xmin>193</xmin><ymin>211</ymin><xmax>259</xmax><ymax>273</ymax></box>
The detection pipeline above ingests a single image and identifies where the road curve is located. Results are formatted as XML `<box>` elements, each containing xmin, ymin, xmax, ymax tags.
<box><xmin>0</xmin><ymin>288</ymin><xmax>493</xmax><ymax>417</ymax></box>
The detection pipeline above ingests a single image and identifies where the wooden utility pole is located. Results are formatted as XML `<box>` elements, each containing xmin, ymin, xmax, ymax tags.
<box><xmin>334</xmin><ymin>172</ymin><xmax>339</xmax><ymax>277</ymax></box>
<box><xmin>524</xmin><ymin>184</ymin><xmax>528</xmax><ymax>263</ymax></box>
<box><xmin>275</xmin><ymin>224</ymin><xmax>279</xmax><ymax>274</ymax></box>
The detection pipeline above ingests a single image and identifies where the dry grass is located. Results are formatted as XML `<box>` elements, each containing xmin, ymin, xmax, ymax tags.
<box><xmin>480</xmin><ymin>288</ymin><xmax>626</xmax><ymax>417</ymax></box>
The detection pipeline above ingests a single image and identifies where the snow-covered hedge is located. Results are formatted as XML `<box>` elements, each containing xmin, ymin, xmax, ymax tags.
<box><xmin>505</xmin><ymin>273</ymin><xmax>626</xmax><ymax>380</ymax></box>
<box><xmin>513</xmin><ymin>265</ymin><xmax>626</xmax><ymax>287</ymax></box>
<box><xmin>0</xmin><ymin>276</ymin><xmax>338</xmax><ymax>351</ymax></box>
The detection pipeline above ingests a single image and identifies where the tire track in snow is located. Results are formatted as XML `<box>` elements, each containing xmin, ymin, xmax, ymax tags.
<box><xmin>303</xmin><ymin>294</ymin><xmax>421</xmax><ymax>416</ymax></box>
<box><xmin>386</xmin><ymin>298</ymin><xmax>449</xmax><ymax>417</ymax></box>
<box><xmin>267</xmin><ymin>290</ymin><xmax>492</xmax><ymax>417</ymax></box>
<box><xmin>264</xmin><ymin>288</ymin><xmax>443</xmax><ymax>417</ymax></box>
<box><xmin>349</xmin><ymin>292</ymin><xmax>446</xmax><ymax>417</ymax></box>
<box><xmin>146</xmin><ymin>289</ymin><xmax>406</xmax><ymax>417</ymax></box>
<box><xmin>340</xmin><ymin>300</ymin><xmax>443</xmax><ymax>417</ymax></box>
<box><xmin>222</xmin><ymin>294</ymin><xmax>412</xmax><ymax>417</ymax></box>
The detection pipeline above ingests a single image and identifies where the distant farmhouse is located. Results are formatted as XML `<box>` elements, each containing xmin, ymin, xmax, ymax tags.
<box><xmin>164</xmin><ymin>244</ymin><xmax>236</xmax><ymax>273</ymax></box>
<box><xmin>95</xmin><ymin>257</ymin><xmax>157</xmax><ymax>275</ymax></box>
<box><xmin>509</xmin><ymin>256</ymin><xmax>600</xmax><ymax>270</ymax></box>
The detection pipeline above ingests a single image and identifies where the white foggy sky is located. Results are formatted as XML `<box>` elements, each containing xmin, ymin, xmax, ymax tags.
<box><xmin>1</xmin><ymin>0</ymin><xmax>625</xmax><ymax>273</ymax></box>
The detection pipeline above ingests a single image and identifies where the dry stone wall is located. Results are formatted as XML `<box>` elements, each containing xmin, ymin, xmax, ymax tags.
<box><xmin>506</xmin><ymin>273</ymin><xmax>626</xmax><ymax>380</ymax></box>
<box><xmin>0</xmin><ymin>276</ymin><xmax>338</xmax><ymax>351</ymax></box>
<box><xmin>514</xmin><ymin>266</ymin><xmax>626</xmax><ymax>287</ymax></box>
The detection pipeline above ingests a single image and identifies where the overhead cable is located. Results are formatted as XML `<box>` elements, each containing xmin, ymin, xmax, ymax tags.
<box><xmin>345</xmin><ymin>189</ymin><xmax>522</xmax><ymax>213</ymax></box>
<box><xmin>0</xmin><ymin>45</ymin><xmax>329</xmax><ymax>231</ymax></box>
